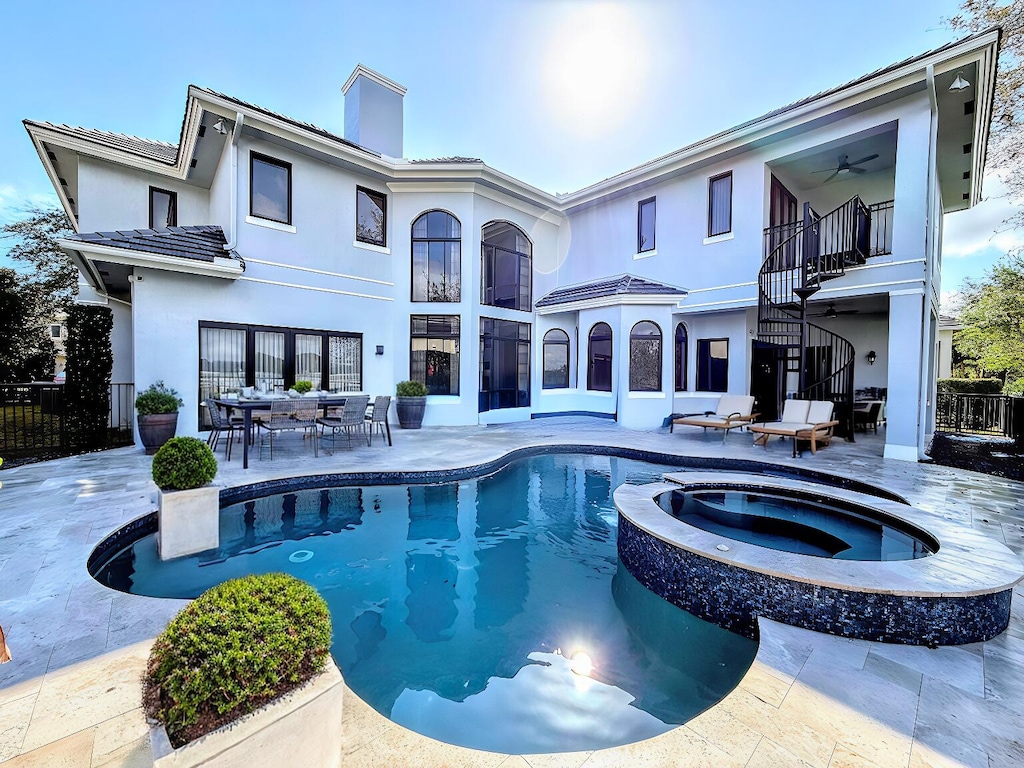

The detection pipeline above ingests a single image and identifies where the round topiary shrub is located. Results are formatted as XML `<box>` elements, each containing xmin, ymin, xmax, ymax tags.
<box><xmin>152</xmin><ymin>436</ymin><xmax>217</xmax><ymax>491</ymax></box>
<box><xmin>143</xmin><ymin>573</ymin><xmax>332</xmax><ymax>747</ymax></box>
<box><xmin>396</xmin><ymin>379</ymin><xmax>428</xmax><ymax>397</ymax></box>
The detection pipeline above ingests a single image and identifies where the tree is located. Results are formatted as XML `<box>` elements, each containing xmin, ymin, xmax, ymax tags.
<box><xmin>64</xmin><ymin>304</ymin><xmax>113</xmax><ymax>448</ymax></box>
<box><xmin>0</xmin><ymin>207</ymin><xmax>76</xmax><ymax>314</ymax></box>
<box><xmin>0</xmin><ymin>268</ymin><xmax>54</xmax><ymax>383</ymax></box>
<box><xmin>953</xmin><ymin>252</ymin><xmax>1024</xmax><ymax>393</ymax></box>
<box><xmin>948</xmin><ymin>1</ymin><xmax>1024</xmax><ymax>250</ymax></box>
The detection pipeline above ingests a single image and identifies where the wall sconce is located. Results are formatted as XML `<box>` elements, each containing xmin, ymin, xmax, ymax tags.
<box><xmin>375</xmin><ymin>345</ymin><xmax>384</xmax><ymax>356</ymax></box>
<box><xmin>949</xmin><ymin>72</ymin><xmax>971</xmax><ymax>92</ymax></box>
<box><xmin>866</xmin><ymin>350</ymin><xmax>877</xmax><ymax>366</ymax></box>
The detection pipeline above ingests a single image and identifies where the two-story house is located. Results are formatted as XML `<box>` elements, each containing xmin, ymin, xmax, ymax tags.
<box><xmin>24</xmin><ymin>29</ymin><xmax>998</xmax><ymax>461</ymax></box>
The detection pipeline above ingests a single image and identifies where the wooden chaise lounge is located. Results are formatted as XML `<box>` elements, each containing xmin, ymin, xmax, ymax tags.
<box><xmin>670</xmin><ymin>395</ymin><xmax>757</xmax><ymax>442</ymax></box>
<box><xmin>748</xmin><ymin>400</ymin><xmax>839</xmax><ymax>457</ymax></box>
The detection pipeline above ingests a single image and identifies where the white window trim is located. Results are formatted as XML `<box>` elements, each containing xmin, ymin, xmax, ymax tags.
<box><xmin>627</xmin><ymin>391</ymin><xmax>667</xmax><ymax>399</ymax></box>
<box><xmin>632</xmin><ymin>248</ymin><xmax>657</xmax><ymax>260</ymax></box>
<box><xmin>702</xmin><ymin>232</ymin><xmax>734</xmax><ymax>245</ymax></box>
<box><xmin>353</xmin><ymin>240</ymin><xmax>391</xmax><ymax>255</ymax></box>
<box><xmin>585</xmin><ymin>390</ymin><xmax>615</xmax><ymax>397</ymax></box>
<box><xmin>246</xmin><ymin>215</ymin><xmax>296</xmax><ymax>234</ymax></box>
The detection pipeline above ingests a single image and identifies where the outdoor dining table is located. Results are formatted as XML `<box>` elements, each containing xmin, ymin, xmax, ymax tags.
<box><xmin>213</xmin><ymin>395</ymin><xmax>354</xmax><ymax>469</ymax></box>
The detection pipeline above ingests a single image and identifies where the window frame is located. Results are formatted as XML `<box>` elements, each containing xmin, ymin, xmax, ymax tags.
<box><xmin>480</xmin><ymin>220</ymin><xmax>532</xmax><ymax>312</ymax></box>
<box><xmin>249</xmin><ymin>152</ymin><xmax>292</xmax><ymax>225</ymax></box>
<box><xmin>628</xmin><ymin>320</ymin><xmax>662</xmax><ymax>392</ymax></box>
<box><xmin>356</xmin><ymin>185</ymin><xmax>388</xmax><ymax>247</ymax></box>
<box><xmin>587</xmin><ymin>322</ymin><xmax>614</xmax><ymax>392</ymax></box>
<box><xmin>674</xmin><ymin>322</ymin><xmax>688</xmax><ymax>392</ymax></box>
<box><xmin>696</xmin><ymin>337</ymin><xmax>730</xmax><ymax>393</ymax></box>
<box><xmin>707</xmin><ymin>171</ymin><xmax>733</xmax><ymax>238</ymax></box>
<box><xmin>409</xmin><ymin>314</ymin><xmax>461</xmax><ymax>396</ymax></box>
<box><xmin>411</xmin><ymin>210</ymin><xmax>462</xmax><ymax>303</ymax></box>
<box><xmin>478</xmin><ymin>317</ymin><xmax>531</xmax><ymax>412</ymax></box>
<box><xmin>542</xmin><ymin>328</ymin><xmax>571</xmax><ymax>389</ymax></box>
<box><xmin>49</xmin><ymin>324</ymin><xmax>62</xmax><ymax>340</ymax></box>
<box><xmin>148</xmin><ymin>186</ymin><xmax>178</xmax><ymax>229</ymax></box>
<box><xmin>637</xmin><ymin>196</ymin><xmax>656</xmax><ymax>253</ymax></box>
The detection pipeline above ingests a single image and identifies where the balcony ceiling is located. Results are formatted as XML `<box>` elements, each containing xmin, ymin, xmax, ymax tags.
<box><xmin>770</xmin><ymin>128</ymin><xmax>898</xmax><ymax>192</ymax></box>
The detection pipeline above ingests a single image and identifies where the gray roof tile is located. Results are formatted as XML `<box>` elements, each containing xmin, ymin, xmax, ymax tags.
<box><xmin>64</xmin><ymin>225</ymin><xmax>230</xmax><ymax>263</ymax></box>
<box><xmin>23</xmin><ymin>121</ymin><xmax>179</xmax><ymax>164</ymax></box>
<box><xmin>536</xmin><ymin>274</ymin><xmax>687</xmax><ymax>308</ymax></box>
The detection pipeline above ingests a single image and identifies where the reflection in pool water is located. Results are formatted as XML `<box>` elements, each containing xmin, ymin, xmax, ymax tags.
<box><xmin>92</xmin><ymin>454</ymin><xmax>756</xmax><ymax>754</ymax></box>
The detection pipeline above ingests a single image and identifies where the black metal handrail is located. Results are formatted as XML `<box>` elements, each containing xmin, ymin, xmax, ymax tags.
<box><xmin>868</xmin><ymin>200</ymin><xmax>894</xmax><ymax>256</ymax></box>
<box><xmin>935</xmin><ymin>393</ymin><xmax>1017</xmax><ymax>437</ymax></box>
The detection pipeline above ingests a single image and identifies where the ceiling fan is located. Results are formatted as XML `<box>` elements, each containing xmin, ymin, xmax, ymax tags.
<box><xmin>811</xmin><ymin>303</ymin><xmax>860</xmax><ymax>319</ymax></box>
<box><xmin>813</xmin><ymin>153</ymin><xmax>879</xmax><ymax>183</ymax></box>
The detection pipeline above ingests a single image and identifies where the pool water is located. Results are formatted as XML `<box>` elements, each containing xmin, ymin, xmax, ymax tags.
<box><xmin>657</xmin><ymin>488</ymin><xmax>935</xmax><ymax>560</ymax></box>
<box><xmin>92</xmin><ymin>454</ymin><xmax>757</xmax><ymax>754</ymax></box>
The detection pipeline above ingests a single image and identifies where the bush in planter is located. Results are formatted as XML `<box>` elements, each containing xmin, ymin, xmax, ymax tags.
<box><xmin>136</xmin><ymin>381</ymin><xmax>184</xmax><ymax>415</ymax></box>
<box><xmin>152</xmin><ymin>437</ymin><xmax>217</xmax><ymax>491</ymax></box>
<box><xmin>292</xmin><ymin>380</ymin><xmax>313</xmax><ymax>394</ymax></box>
<box><xmin>396</xmin><ymin>380</ymin><xmax>428</xmax><ymax>397</ymax></box>
<box><xmin>143</xmin><ymin>573</ymin><xmax>331</xmax><ymax>748</ymax></box>
<box><xmin>395</xmin><ymin>380</ymin><xmax>428</xmax><ymax>429</ymax></box>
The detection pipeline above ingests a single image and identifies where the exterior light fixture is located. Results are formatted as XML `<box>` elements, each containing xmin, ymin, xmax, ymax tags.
<box><xmin>375</xmin><ymin>345</ymin><xmax>384</xmax><ymax>356</ymax></box>
<box><xmin>949</xmin><ymin>73</ymin><xmax>970</xmax><ymax>92</ymax></box>
<box><xmin>867</xmin><ymin>350</ymin><xmax>877</xmax><ymax>365</ymax></box>
<box><xmin>824</xmin><ymin>304</ymin><xmax>838</xmax><ymax>319</ymax></box>
<box><xmin>213</xmin><ymin>118</ymin><xmax>229</xmax><ymax>135</ymax></box>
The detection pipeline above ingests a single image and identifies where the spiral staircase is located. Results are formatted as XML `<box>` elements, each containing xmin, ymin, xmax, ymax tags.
<box><xmin>756</xmin><ymin>196</ymin><xmax>872</xmax><ymax>438</ymax></box>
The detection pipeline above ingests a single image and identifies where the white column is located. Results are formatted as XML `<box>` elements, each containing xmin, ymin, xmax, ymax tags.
<box><xmin>884</xmin><ymin>290</ymin><xmax>925</xmax><ymax>461</ymax></box>
<box><xmin>890</xmin><ymin>104</ymin><xmax>931</xmax><ymax>261</ymax></box>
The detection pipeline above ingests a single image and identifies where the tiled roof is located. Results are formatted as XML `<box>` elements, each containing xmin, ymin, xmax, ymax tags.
<box><xmin>23</xmin><ymin>121</ymin><xmax>179</xmax><ymax>164</ymax></box>
<box><xmin>535</xmin><ymin>274</ymin><xmax>687</xmax><ymax>308</ymax></box>
<box><xmin>408</xmin><ymin>156</ymin><xmax>483</xmax><ymax>164</ymax></box>
<box><xmin>64</xmin><ymin>225</ymin><xmax>230</xmax><ymax>263</ymax></box>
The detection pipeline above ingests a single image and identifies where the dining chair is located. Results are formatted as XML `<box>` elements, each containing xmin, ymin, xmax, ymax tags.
<box><xmin>205</xmin><ymin>399</ymin><xmax>243</xmax><ymax>461</ymax></box>
<box><xmin>365</xmin><ymin>395</ymin><xmax>392</xmax><ymax>446</ymax></box>
<box><xmin>318</xmin><ymin>395</ymin><xmax>370</xmax><ymax>451</ymax></box>
<box><xmin>257</xmin><ymin>398</ymin><xmax>320</xmax><ymax>460</ymax></box>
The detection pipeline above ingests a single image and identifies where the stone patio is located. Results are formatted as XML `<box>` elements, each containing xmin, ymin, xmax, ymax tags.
<box><xmin>1</xmin><ymin>418</ymin><xmax>1022</xmax><ymax>767</ymax></box>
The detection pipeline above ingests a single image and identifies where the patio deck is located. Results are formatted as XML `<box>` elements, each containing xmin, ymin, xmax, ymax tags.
<box><xmin>1</xmin><ymin>418</ymin><xmax>1022</xmax><ymax>767</ymax></box>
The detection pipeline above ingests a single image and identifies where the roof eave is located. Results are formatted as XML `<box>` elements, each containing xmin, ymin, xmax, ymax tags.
<box><xmin>58</xmin><ymin>238</ymin><xmax>244</xmax><ymax>280</ymax></box>
<box><xmin>535</xmin><ymin>293</ymin><xmax>688</xmax><ymax>315</ymax></box>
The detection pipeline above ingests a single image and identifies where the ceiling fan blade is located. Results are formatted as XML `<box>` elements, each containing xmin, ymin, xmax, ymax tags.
<box><xmin>848</xmin><ymin>154</ymin><xmax>878</xmax><ymax>166</ymax></box>
<box><xmin>849</xmin><ymin>167</ymin><xmax>867</xmax><ymax>174</ymax></box>
<box><xmin>838</xmin><ymin>309</ymin><xmax>860</xmax><ymax>315</ymax></box>
<box><xmin>823</xmin><ymin>170</ymin><xmax>839</xmax><ymax>183</ymax></box>
<box><xmin>812</xmin><ymin>168</ymin><xmax>837</xmax><ymax>173</ymax></box>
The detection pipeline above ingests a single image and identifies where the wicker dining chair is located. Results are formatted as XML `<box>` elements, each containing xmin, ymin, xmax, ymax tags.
<box><xmin>257</xmin><ymin>398</ymin><xmax>320</xmax><ymax>460</ymax></box>
<box><xmin>365</xmin><ymin>395</ymin><xmax>392</xmax><ymax>446</ymax></box>
<box><xmin>204</xmin><ymin>399</ymin><xmax>243</xmax><ymax>461</ymax></box>
<box><xmin>318</xmin><ymin>395</ymin><xmax>370</xmax><ymax>451</ymax></box>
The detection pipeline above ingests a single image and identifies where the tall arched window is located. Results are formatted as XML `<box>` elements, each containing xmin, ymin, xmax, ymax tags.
<box><xmin>412</xmin><ymin>210</ymin><xmax>461</xmax><ymax>302</ymax></box>
<box><xmin>588</xmin><ymin>323</ymin><xmax>613</xmax><ymax>392</ymax></box>
<box><xmin>542</xmin><ymin>329</ymin><xmax>570</xmax><ymax>389</ymax></box>
<box><xmin>481</xmin><ymin>221</ymin><xmax>531</xmax><ymax>311</ymax></box>
<box><xmin>674</xmin><ymin>323</ymin><xmax>688</xmax><ymax>391</ymax></box>
<box><xmin>629</xmin><ymin>321</ymin><xmax>662</xmax><ymax>392</ymax></box>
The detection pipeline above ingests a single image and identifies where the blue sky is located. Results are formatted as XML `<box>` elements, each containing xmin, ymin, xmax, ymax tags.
<box><xmin>1</xmin><ymin>0</ymin><xmax>1019</xmax><ymax>306</ymax></box>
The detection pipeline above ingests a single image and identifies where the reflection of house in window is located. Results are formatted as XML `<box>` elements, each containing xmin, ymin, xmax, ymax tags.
<box><xmin>629</xmin><ymin>321</ymin><xmax>662</xmax><ymax>392</ymax></box>
<box><xmin>481</xmin><ymin>221</ymin><xmax>531</xmax><ymax>311</ymax></box>
<box><xmin>356</xmin><ymin>186</ymin><xmax>387</xmax><ymax>246</ymax></box>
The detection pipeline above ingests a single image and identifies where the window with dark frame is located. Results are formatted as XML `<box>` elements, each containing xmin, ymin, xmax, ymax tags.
<box><xmin>696</xmin><ymin>337</ymin><xmax>729</xmax><ymax>392</ymax></box>
<box><xmin>674</xmin><ymin>323</ymin><xmax>688</xmax><ymax>391</ymax></box>
<box><xmin>481</xmin><ymin>221</ymin><xmax>532</xmax><ymax>311</ymax></box>
<box><xmin>542</xmin><ymin>329</ymin><xmax>570</xmax><ymax>389</ymax></box>
<box><xmin>637</xmin><ymin>197</ymin><xmax>656</xmax><ymax>253</ymax></box>
<box><xmin>629</xmin><ymin>321</ymin><xmax>662</xmax><ymax>391</ymax></box>
<box><xmin>587</xmin><ymin>322</ymin><xmax>613</xmax><ymax>392</ymax></box>
<box><xmin>708</xmin><ymin>172</ymin><xmax>733</xmax><ymax>238</ymax></box>
<box><xmin>50</xmin><ymin>324</ymin><xmax>62</xmax><ymax>339</ymax></box>
<box><xmin>249</xmin><ymin>153</ymin><xmax>292</xmax><ymax>224</ymax></box>
<box><xmin>412</xmin><ymin>210</ymin><xmax>461</xmax><ymax>302</ymax></box>
<box><xmin>149</xmin><ymin>187</ymin><xmax>177</xmax><ymax>228</ymax></box>
<box><xmin>410</xmin><ymin>315</ymin><xmax>461</xmax><ymax>395</ymax></box>
<box><xmin>197</xmin><ymin>321</ymin><xmax>362</xmax><ymax>428</ymax></box>
<box><xmin>356</xmin><ymin>186</ymin><xmax>387</xmax><ymax>247</ymax></box>
<box><xmin>479</xmin><ymin>317</ymin><xmax>531</xmax><ymax>411</ymax></box>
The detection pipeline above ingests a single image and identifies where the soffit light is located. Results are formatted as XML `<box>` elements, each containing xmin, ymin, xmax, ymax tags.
<box><xmin>213</xmin><ymin>119</ymin><xmax>229</xmax><ymax>135</ymax></box>
<box><xmin>949</xmin><ymin>73</ymin><xmax>971</xmax><ymax>92</ymax></box>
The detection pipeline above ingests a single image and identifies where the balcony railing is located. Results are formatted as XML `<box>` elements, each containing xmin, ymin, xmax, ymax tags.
<box><xmin>763</xmin><ymin>199</ymin><xmax>894</xmax><ymax>261</ymax></box>
<box><xmin>935</xmin><ymin>393</ymin><xmax>1019</xmax><ymax>438</ymax></box>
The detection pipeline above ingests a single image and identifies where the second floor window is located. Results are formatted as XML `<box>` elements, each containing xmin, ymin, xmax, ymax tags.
<box><xmin>356</xmin><ymin>187</ymin><xmax>387</xmax><ymax>247</ymax></box>
<box><xmin>412</xmin><ymin>210</ymin><xmax>461</xmax><ymax>302</ymax></box>
<box><xmin>638</xmin><ymin>197</ymin><xmax>656</xmax><ymax>253</ymax></box>
<box><xmin>149</xmin><ymin>187</ymin><xmax>177</xmax><ymax>228</ymax></box>
<box><xmin>708</xmin><ymin>171</ymin><xmax>732</xmax><ymax>237</ymax></box>
<box><xmin>250</xmin><ymin>153</ymin><xmax>291</xmax><ymax>224</ymax></box>
<box><xmin>481</xmin><ymin>221</ymin><xmax>531</xmax><ymax>311</ymax></box>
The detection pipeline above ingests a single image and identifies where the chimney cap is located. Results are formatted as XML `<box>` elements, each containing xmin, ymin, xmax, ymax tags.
<box><xmin>342</xmin><ymin>64</ymin><xmax>407</xmax><ymax>97</ymax></box>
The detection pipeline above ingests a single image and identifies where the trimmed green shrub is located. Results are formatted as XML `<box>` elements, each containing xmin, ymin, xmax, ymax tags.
<box><xmin>396</xmin><ymin>380</ymin><xmax>428</xmax><ymax>397</ymax></box>
<box><xmin>143</xmin><ymin>574</ymin><xmax>332</xmax><ymax>747</ymax></box>
<box><xmin>136</xmin><ymin>381</ymin><xmax>184</xmax><ymax>415</ymax></box>
<box><xmin>152</xmin><ymin>436</ymin><xmax>217</xmax><ymax>491</ymax></box>
<box><xmin>292</xmin><ymin>380</ymin><xmax>313</xmax><ymax>394</ymax></box>
<box><xmin>64</xmin><ymin>305</ymin><xmax>112</xmax><ymax>449</ymax></box>
<box><xmin>937</xmin><ymin>378</ymin><xmax>1004</xmax><ymax>395</ymax></box>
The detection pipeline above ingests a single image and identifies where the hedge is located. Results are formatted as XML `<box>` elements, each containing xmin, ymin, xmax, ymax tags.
<box><xmin>64</xmin><ymin>305</ymin><xmax>112</xmax><ymax>449</ymax></box>
<box><xmin>937</xmin><ymin>378</ymin><xmax>1004</xmax><ymax>395</ymax></box>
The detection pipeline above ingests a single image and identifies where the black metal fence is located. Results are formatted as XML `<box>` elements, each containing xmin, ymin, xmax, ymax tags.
<box><xmin>0</xmin><ymin>382</ymin><xmax>135</xmax><ymax>457</ymax></box>
<box><xmin>935</xmin><ymin>393</ymin><xmax>1020</xmax><ymax>438</ymax></box>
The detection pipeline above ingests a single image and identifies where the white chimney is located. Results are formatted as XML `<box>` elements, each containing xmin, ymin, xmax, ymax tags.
<box><xmin>342</xmin><ymin>64</ymin><xmax>406</xmax><ymax>159</ymax></box>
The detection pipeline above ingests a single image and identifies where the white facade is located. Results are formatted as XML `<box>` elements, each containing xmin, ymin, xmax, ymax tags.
<box><xmin>25</xmin><ymin>31</ymin><xmax>999</xmax><ymax>461</ymax></box>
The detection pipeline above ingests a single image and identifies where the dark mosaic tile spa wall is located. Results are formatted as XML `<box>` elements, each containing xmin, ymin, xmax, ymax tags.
<box><xmin>618</xmin><ymin>516</ymin><xmax>1012</xmax><ymax>646</ymax></box>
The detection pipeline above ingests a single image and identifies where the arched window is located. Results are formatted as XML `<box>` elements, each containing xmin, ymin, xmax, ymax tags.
<box><xmin>587</xmin><ymin>323</ymin><xmax>613</xmax><ymax>392</ymax></box>
<box><xmin>412</xmin><ymin>211</ymin><xmax>461</xmax><ymax>302</ymax></box>
<box><xmin>629</xmin><ymin>321</ymin><xmax>662</xmax><ymax>392</ymax></box>
<box><xmin>674</xmin><ymin>323</ymin><xmax>688</xmax><ymax>391</ymax></box>
<box><xmin>542</xmin><ymin>329</ymin><xmax>570</xmax><ymax>389</ymax></box>
<box><xmin>481</xmin><ymin>221</ymin><xmax>531</xmax><ymax>311</ymax></box>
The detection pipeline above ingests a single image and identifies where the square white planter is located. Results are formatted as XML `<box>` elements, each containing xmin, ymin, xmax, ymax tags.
<box><xmin>151</xmin><ymin>660</ymin><xmax>344</xmax><ymax>768</ymax></box>
<box><xmin>157</xmin><ymin>485</ymin><xmax>220</xmax><ymax>560</ymax></box>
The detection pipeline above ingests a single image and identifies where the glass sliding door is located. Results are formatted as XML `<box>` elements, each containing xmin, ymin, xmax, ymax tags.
<box><xmin>254</xmin><ymin>331</ymin><xmax>286</xmax><ymax>392</ymax></box>
<box><xmin>199</xmin><ymin>326</ymin><xmax>246</xmax><ymax>426</ymax></box>
<box><xmin>479</xmin><ymin>318</ymin><xmax>530</xmax><ymax>412</ymax></box>
<box><xmin>295</xmin><ymin>334</ymin><xmax>323</xmax><ymax>388</ymax></box>
<box><xmin>328</xmin><ymin>336</ymin><xmax>362</xmax><ymax>392</ymax></box>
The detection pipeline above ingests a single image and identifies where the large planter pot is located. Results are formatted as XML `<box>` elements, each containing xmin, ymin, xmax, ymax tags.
<box><xmin>139</xmin><ymin>412</ymin><xmax>179</xmax><ymax>455</ymax></box>
<box><xmin>150</xmin><ymin>659</ymin><xmax>344</xmax><ymax>768</ymax></box>
<box><xmin>396</xmin><ymin>396</ymin><xmax>427</xmax><ymax>429</ymax></box>
<box><xmin>158</xmin><ymin>485</ymin><xmax>220</xmax><ymax>560</ymax></box>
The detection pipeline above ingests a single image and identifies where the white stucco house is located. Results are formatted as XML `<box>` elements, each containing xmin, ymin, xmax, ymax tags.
<box><xmin>24</xmin><ymin>30</ymin><xmax>999</xmax><ymax>461</ymax></box>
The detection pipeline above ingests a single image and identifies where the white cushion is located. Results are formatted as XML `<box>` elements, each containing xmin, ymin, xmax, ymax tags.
<box><xmin>780</xmin><ymin>400</ymin><xmax>811</xmax><ymax>423</ymax></box>
<box><xmin>716</xmin><ymin>395</ymin><xmax>755</xmax><ymax>417</ymax></box>
<box><xmin>807</xmin><ymin>401</ymin><xmax>835</xmax><ymax>424</ymax></box>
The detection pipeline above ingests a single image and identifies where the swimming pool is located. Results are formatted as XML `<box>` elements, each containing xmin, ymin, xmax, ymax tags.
<box><xmin>91</xmin><ymin>453</ymin><xmax>757</xmax><ymax>754</ymax></box>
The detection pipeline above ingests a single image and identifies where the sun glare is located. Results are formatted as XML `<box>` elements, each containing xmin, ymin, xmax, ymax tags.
<box><xmin>543</xmin><ymin>3</ymin><xmax>650</xmax><ymax>137</ymax></box>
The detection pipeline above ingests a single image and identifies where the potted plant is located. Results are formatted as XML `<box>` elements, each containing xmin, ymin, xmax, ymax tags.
<box><xmin>292</xmin><ymin>379</ymin><xmax>313</xmax><ymax>395</ymax></box>
<box><xmin>136</xmin><ymin>381</ymin><xmax>184</xmax><ymax>454</ymax></box>
<box><xmin>145</xmin><ymin>573</ymin><xmax>344</xmax><ymax>768</ymax></box>
<box><xmin>395</xmin><ymin>379</ymin><xmax>428</xmax><ymax>429</ymax></box>
<box><xmin>152</xmin><ymin>436</ymin><xmax>219</xmax><ymax>560</ymax></box>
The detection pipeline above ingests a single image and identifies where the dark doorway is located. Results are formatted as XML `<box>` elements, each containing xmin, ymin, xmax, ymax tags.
<box><xmin>802</xmin><ymin>345</ymin><xmax>834</xmax><ymax>401</ymax></box>
<box><xmin>768</xmin><ymin>176</ymin><xmax>799</xmax><ymax>269</ymax></box>
<box><xmin>750</xmin><ymin>341</ymin><xmax>785</xmax><ymax>422</ymax></box>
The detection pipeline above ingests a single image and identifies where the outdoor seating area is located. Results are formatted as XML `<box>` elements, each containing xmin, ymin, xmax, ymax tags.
<box><xmin>669</xmin><ymin>395</ymin><xmax>758</xmax><ymax>441</ymax></box>
<box><xmin>748</xmin><ymin>399</ymin><xmax>839</xmax><ymax>457</ymax></box>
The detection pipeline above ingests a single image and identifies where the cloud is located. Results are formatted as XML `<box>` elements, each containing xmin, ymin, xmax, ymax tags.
<box><xmin>943</xmin><ymin>174</ymin><xmax>1024</xmax><ymax>259</ymax></box>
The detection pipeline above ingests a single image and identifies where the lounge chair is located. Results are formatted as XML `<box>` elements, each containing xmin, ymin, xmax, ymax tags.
<box><xmin>749</xmin><ymin>400</ymin><xmax>838</xmax><ymax>457</ymax></box>
<box><xmin>670</xmin><ymin>395</ymin><xmax>757</xmax><ymax>441</ymax></box>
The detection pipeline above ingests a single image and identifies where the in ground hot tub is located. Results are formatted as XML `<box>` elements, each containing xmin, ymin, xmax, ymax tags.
<box><xmin>615</xmin><ymin>472</ymin><xmax>1024</xmax><ymax>646</ymax></box>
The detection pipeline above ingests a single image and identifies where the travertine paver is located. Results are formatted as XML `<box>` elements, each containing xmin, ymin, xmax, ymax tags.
<box><xmin>0</xmin><ymin>418</ymin><xmax>1022</xmax><ymax>766</ymax></box>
